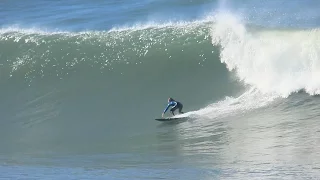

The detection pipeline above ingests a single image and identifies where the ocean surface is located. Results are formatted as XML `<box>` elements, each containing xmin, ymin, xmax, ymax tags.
<box><xmin>1</xmin><ymin>0</ymin><xmax>320</xmax><ymax>179</ymax></box>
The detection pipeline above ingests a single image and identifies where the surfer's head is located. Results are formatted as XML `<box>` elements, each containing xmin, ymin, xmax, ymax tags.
<box><xmin>168</xmin><ymin>97</ymin><xmax>174</xmax><ymax>102</ymax></box>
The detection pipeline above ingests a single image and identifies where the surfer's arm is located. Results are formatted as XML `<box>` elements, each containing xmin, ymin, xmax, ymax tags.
<box><xmin>172</xmin><ymin>101</ymin><xmax>178</xmax><ymax>108</ymax></box>
<box><xmin>162</xmin><ymin>102</ymin><xmax>176</xmax><ymax>117</ymax></box>
<box><xmin>163</xmin><ymin>104</ymin><xmax>170</xmax><ymax>113</ymax></box>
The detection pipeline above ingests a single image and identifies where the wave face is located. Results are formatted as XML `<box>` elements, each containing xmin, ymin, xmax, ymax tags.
<box><xmin>0</xmin><ymin>17</ymin><xmax>240</xmax><ymax>155</ymax></box>
<box><xmin>1</xmin><ymin>12</ymin><xmax>320</xmax><ymax>155</ymax></box>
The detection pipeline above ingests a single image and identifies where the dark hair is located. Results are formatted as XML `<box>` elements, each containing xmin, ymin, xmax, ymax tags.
<box><xmin>168</xmin><ymin>97</ymin><xmax>174</xmax><ymax>101</ymax></box>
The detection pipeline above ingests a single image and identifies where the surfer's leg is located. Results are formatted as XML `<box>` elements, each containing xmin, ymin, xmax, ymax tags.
<box><xmin>178</xmin><ymin>103</ymin><xmax>184</xmax><ymax>114</ymax></box>
<box><xmin>170</xmin><ymin>107</ymin><xmax>177</xmax><ymax>115</ymax></box>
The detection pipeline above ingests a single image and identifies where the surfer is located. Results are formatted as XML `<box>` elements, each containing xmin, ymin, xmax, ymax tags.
<box><xmin>162</xmin><ymin>98</ymin><xmax>184</xmax><ymax>117</ymax></box>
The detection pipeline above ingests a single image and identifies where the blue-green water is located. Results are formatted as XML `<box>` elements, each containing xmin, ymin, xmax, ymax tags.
<box><xmin>1</xmin><ymin>0</ymin><xmax>320</xmax><ymax>179</ymax></box>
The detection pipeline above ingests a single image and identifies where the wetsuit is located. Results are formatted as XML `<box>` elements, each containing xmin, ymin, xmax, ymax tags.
<box><xmin>163</xmin><ymin>101</ymin><xmax>183</xmax><ymax>115</ymax></box>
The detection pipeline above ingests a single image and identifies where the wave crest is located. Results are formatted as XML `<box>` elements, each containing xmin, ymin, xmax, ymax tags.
<box><xmin>211</xmin><ymin>12</ymin><xmax>320</xmax><ymax>97</ymax></box>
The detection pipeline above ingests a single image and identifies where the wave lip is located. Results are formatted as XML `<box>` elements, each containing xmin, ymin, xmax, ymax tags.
<box><xmin>210</xmin><ymin>12</ymin><xmax>320</xmax><ymax>97</ymax></box>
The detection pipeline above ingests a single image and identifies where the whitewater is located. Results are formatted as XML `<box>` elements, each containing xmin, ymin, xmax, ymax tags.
<box><xmin>1</xmin><ymin>0</ymin><xmax>320</xmax><ymax>179</ymax></box>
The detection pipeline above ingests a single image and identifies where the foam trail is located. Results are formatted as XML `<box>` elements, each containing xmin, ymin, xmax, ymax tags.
<box><xmin>177</xmin><ymin>88</ymin><xmax>278</xmax><ymax>119</ymax></box>
<box><xmin>210</xmin><ymin>12</ymin><xmax>320</xmax><ymax>97</ymax></box>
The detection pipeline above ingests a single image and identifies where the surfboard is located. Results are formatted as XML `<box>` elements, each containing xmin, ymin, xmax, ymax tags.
<box><xmin>155</xmin><ymin>117</ymin><xmax>187</xmax><ymax>122</ymax></box>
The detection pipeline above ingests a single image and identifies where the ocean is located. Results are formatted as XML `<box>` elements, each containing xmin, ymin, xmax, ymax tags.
<box><xmin>1</xmin><ymin>0</ymin><xmax>320</xmax><ymax>179</ymax></box>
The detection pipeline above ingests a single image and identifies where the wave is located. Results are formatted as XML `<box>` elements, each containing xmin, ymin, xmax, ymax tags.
<box><xmin>1</xmin><ymin>12</ymin><xmax>320</xmax><ymax>124</ymax></box>
<box><xmin>2</xmin><ymin>11</ymin><xmax>320</xmax><ymax>156</ymax></box>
